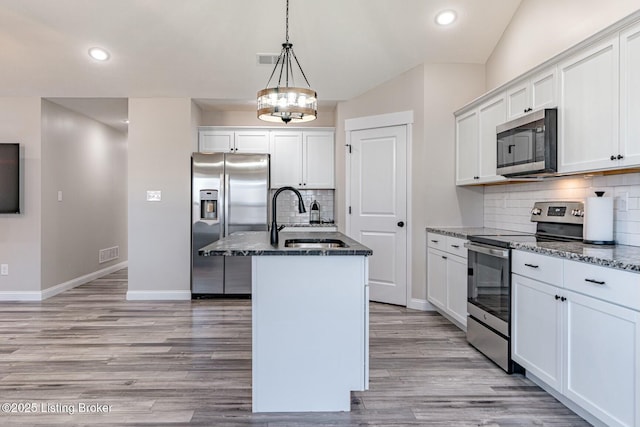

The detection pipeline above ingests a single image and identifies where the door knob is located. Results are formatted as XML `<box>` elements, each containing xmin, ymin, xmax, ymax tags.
<box><xmin>397</xmin><ymin>221</ymin><xmax>405</xmax><ymax>227</ymax></box>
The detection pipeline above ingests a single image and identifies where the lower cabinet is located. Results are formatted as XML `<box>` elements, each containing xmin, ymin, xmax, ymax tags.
<box><xmin>564</xmin><ymin>291</ymin><xmax>640</xmax><ymax>427</ymax></box>
<box><xmin>427</xmin><ymin>233</ymin><xmax>468</xmax><ymax>329</ymax></box>
<box><xmin>512</xmin><ymin>274</ymin><xmax>563</xmax><ymax>391</ymax></box>
<box><xmin>512</xmin><ymin>251</ymin><xmax>640</xmax><ymax>427</ymax></box>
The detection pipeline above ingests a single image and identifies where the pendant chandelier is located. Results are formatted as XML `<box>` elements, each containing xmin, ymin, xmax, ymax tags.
<box><xmin>257</xmin><ymin>0</ymin><xmax>317</xmax><ymax>124</ymax></box>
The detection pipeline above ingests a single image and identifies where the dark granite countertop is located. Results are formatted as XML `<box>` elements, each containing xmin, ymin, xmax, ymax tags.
<box><xmin>281</xmin><ymin>223</ymin><xmax>337</xmax><ymax>228</ymax></box>
<box><xmin>511</xmin><ymin>241</ymin><xmax>640</xmax><ymax>273</ymax></box>
<box><xmin>199</xmin><ymin>231</ymin><xmax>372</xmax><ymax>256</ymax></box>
<box><xmin>426</xmin><ymin>226</ymin><xmax>640</xmax><ymax>273</ymax></box>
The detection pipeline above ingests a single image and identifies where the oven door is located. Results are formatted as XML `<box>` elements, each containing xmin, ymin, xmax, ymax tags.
<box><xmin>465</xmin><ymin>242</ymin><xmax>510</xmax><ymax>337</ymax></box>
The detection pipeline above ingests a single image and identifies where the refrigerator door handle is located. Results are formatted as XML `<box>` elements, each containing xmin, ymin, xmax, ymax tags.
<box><xmin>224</xmin><ymin>172</ymin><xmax>230</xmax><ymax>237</ymax></box>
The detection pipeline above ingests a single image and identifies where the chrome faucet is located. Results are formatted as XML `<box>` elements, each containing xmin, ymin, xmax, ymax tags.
<box><xmin>271</xmin><ymin>186</ymin><xmax>306</xmax><ymax>246</ymax></box>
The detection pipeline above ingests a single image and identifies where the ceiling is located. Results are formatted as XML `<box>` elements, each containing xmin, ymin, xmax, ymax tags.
<box><xmin>0</xmin><ymin>0</ymin><xmax>522</xmax><ymax>128</ymax></box>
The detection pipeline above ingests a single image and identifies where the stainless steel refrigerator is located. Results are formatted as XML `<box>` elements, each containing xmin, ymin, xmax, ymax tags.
<box><xmin>191</xmin><ymin>152</ymin><xmax>270</xmax><ymax>296</ymax></box>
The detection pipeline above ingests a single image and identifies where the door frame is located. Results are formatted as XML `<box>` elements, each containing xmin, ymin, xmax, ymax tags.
<box><xmin>345</xmin><ymin>111</ymin><xmax>413</xmax><ymax>308</ymax></box>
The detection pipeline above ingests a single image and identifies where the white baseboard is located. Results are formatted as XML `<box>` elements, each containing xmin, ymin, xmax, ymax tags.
<box><xmin>407</xmin><ymin>298</ymin><xmax>436</xmax><ymax>311</ymax></box>
<box><xmin>126</xmin><ymin>290</ymin><xmax>191</xmax><ymax>301</ymax></box>
<box><xmin>41</xmin><ymin>261</ymin><xmax>129</xmax><ymax>300</ymax></box>
<box><xmin>526</xmin><ymin>372</ymin><xmax>606</xmax><ymax>427</ymax></box>
<box><xmin>0</xmin><ymin>261</ymin><xmax>128</xmax><ymax>301</ymax></box>
<box><xmin>0</xmin><ymin>291</ymin><xmax>42</xmax><ymax>301</ymax></box>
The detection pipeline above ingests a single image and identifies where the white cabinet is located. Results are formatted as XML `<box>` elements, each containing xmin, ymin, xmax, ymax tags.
<box><xmin>199</xmin><ymin>129</ymin><xmax>270</xmax><ymax>153</ymax></box>
<box><xmin>455</xmin><ymin>94</ymin><xmax>507</xmax><ymax>185</ymax></box>
<box><xmin>620</xmin><ymin>21</ymin><xmax>640</xmax><ymax>168</ymax></box>
<box><xmin>512</xmin><ymin>250</ymin><xmax>640</xmax><ymax>427</ymax></box>
<box><xmin>506</xmin><ymin>66</ymin><xmax>557</xmax><ymax>120</ymax></box>
<box><xmin>558</xmin><ymin>36</ymin><xmax>620</xmax><ymax>173</ymax></box>
<box><xmin>270</xmin><ymin>130</ymin><xmax>334</xmax><ymax>189</ymax></box>
<box><xmin>427</xmin><ymin>233</ymin><xmax>468</xmax><ymax>328</ymax></box>
<box><xmin>427</xmin><ymin>247</ymin><xmax>447</xmax><ymax>310</ymax></box>
<box><xmin>564</xmin><ymin>290</ymin><xmax>640</xmax><ymax>427</ymax></box>
<box><xmin>512</xmin><ymin>274</ymin><xmax>563</xmax><ymax>391</ymax></box>
<box><xmin>455</xmin><ymin>110</ymin><xmax>478</xmax><ymax>184</ymax></box>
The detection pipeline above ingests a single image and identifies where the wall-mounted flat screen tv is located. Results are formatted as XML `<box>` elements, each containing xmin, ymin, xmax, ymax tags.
<box><xmin>0</xmin><ymin>143</ymin><xmax>21</xmax><ymax>214</ymax></box>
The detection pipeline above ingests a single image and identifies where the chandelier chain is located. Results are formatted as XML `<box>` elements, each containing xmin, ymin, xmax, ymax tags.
<box><xmin>285</xmin><ymin>0</ymin><xmax>289</xmax><ymax>43</ymax></box>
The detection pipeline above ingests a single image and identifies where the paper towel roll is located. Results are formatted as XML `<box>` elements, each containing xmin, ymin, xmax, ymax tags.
<box><xmin>584</xmin><ymin>196</ymin><xmax>614</xmax><ymax>244</ymax></box>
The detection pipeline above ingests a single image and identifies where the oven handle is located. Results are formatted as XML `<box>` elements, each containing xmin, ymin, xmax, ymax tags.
<box><xmin>464</xmin><ymin>242</ymin><xmax>509</xmax><ymax>259</ymax></box>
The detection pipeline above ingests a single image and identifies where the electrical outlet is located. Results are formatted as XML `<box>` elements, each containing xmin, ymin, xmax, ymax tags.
<box><xmin>146</xmin><ymin>190</ymin><xmax>162</xmax><ymax>202</ymax></box>
<box><xmin>617</xmin><ymin>191</ymin><xmax>629</xmax><ymax>212</ymax></box>
<box><xmin>1</xmin><ymin>264</ymin><xmax>8</xmax><ymax>276</ymax></box>
<box><xmin>57</xmin><ymin>190</ymin><xmax>63</xmax><ymax>202</ymax></box>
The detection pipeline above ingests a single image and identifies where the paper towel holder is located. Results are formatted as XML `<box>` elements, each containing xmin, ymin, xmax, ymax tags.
<box><xmin>583</xmin><ymin>191</ymin><xmax>615</xmax><ymax>245</ymax></box>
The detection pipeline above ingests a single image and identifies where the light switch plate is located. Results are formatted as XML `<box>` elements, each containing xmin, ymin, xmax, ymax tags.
<box><xmin>617</xmin><ymin>191</ymin><xmax>629</xmax><ymax>212</ymax></box>
<box><xmin>1</xmin><ymin>264</ymin><xmax>8</xmax><ymax>276</ymax></box>
<box><xmin>57</xmin><ymin>190</ymin><xmax>63</xmax><ymax>202</ymax></box>
<box><xmin>146</xmin><ymin>190</ymin><xmax>162</xmax><ymax>202</ymax></box>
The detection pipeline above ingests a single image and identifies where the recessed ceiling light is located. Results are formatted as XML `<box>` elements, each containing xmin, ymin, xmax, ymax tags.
<box><xmin>435</xmin><ymin>10</ymin><xmax>457</xmax><ymax>26</ymax></box>
<box><xmin>88</xmin><ymin>47</ymin><xmax>110</xmax><ymax>61</ymax></box>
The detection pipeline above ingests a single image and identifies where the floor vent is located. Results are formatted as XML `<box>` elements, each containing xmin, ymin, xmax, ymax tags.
<box><xmin>99</xmin><ymin>246</ymin><xmax>119</xmax><ymax>264</ymax></box>
<box><xmin>257</xmin><ymin>53</ymin><xmax>280</xmax><ymax>65</ymax></box>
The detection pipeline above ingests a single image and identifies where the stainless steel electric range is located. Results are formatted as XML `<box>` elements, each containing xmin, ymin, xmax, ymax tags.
<box><xmin>465</xmin><ymin>201</ymin><xmax>584</xmax><ymax>373</ymax></box>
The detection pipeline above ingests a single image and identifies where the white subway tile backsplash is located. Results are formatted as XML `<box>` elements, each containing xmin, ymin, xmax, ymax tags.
<box><xmin>271</xmin><ymin>189</ymin><xmax>335</xmax><ymax>225</ymax></box>
<box><xmin>484</xmin><ymin>173</ymin><xmax>640</xmax><ymax>247</ymax></box>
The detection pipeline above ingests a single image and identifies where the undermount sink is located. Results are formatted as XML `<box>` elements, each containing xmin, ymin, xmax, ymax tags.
<box><xmin>284</xmin><ymin>239</ymin><xmax>349</xmax><ymax>249</ymax></box>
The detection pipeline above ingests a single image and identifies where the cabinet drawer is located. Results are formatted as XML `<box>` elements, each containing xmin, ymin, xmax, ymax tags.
<box><xmin>446</xmin><ymin>236</ymin><xmax>467</xmax><ymax>258</ymax></box>
<box><xmin>564</xmin><ymin>260</ymin><xmax>640</xmax><ymax>311</ymax></box>
<box><xmin>427</xmin><ymin>233</ymin><xmax>446</xmax><ymax>250</ymax></box>
<box><xmin>512</xmin><ymin>250</ymin><xmax>563</xmax><ymax>285</ymax></box>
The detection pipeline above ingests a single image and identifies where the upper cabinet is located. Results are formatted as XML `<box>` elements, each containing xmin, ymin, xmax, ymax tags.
<box><xmin>455</xmin><ymin>12</ymin><xmax>640</xmax><ymax>183</ymax></box>
<box><xmin>199</xmin><ymin>129</ymin><xmax>270</xmax><ymax>153</ymax></box>
<box><xmin>558</xmin><ymin>36</ymin><xmax>620</xmax><ymax>173</ymax></box>
<box><xmin>620</xmin><ymin>20</ymin><xmax>640</xmax><ymax>168</ymax></box>
<box><xmin>455</xmin><ymin>94</ymin><xmax>507</xmax><ymax>185</ymax></box>
<box><xmin>270</xmin><ymin>130</ymin><xmax>335</xmax><ymax>189</ymax></box>
<box><xmin>506</xmin><ymin>66</ymin><xmax>557</xmax><ymax>120</ymax></box>
<box><xmin>198</xmin><ymin>127</ymin><xmax>335</xmax><ymax>189</ymax></box>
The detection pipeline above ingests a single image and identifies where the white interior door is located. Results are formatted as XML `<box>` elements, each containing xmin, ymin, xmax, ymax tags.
<box><xmin>348</xmin><ymin>125</ymin><xmax>407</xmax><ymax>306</ymax></box>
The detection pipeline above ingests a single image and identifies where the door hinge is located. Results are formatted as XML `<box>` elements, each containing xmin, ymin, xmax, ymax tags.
<box><xmin>345</xmin><ymin>144</ymin><xmax>352</xmax><ymax>154</ymax></box>
<box><xmin>348</xmin><ymin>206</ymin><xmax>352</xmax><ymax>214</ymax></box>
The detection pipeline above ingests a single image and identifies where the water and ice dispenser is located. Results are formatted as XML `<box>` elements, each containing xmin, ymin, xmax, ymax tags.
<box><xmin>200</xmin><ymin>190</ymin><xmax>218</xmax><ymax>220</ymax></box>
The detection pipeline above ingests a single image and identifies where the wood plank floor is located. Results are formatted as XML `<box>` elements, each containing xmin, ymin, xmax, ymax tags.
<box><xmin>0</xmin><ymin>269</ymin><xmax>591</xmax><ymax>426</ymax></box>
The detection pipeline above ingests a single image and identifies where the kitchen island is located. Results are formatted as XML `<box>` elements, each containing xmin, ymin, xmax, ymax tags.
<box><xmin>199</xmin><ymin>231</ymin><xmax>372</xmax><ymax>413</ymax></box>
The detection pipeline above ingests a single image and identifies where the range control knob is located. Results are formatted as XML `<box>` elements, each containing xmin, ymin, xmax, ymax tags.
<box><xmin>531</xmin><ymin>208</ymin><xmax>542</xmax><ymax>215</ymax></box>
<box><xmin>572</xmin><ymin>209</ymin><xmax>584</xmax><ymax>217</ymax></box>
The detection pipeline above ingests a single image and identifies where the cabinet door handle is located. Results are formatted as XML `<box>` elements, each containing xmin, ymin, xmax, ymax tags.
<box><xmin>617</xmin><ymin>154</ymin><xmax>624</xmax><ymax>160</ymax></box>
<box><xmin>585</xmin><ymin>278</ymin><xmax>605</xmax><ymax>285</ymax></box>
<box><xmin>555</xmin><ymin>295</ymin><xmax>561</xmax><ymax>300</ymax></box>
<box><xmin>451</xmin><ymin>244</ymin><xmax>460</xmax><ymax>249</ymax></box>
<box><xmin>560</xmin><ymin>296</ymin><xmax>567</xmax><ymax>302</ymax></box>
<box><xmin>430</xmin><ymin>239</ymin><xmax>439</xmax><ymax>243</ymax></box>
<box><xmin>442</xmin><ymin>255</ymin><xmax>447</xmax><ymax>260</ymax></box>
<box><xmin>524</xmin><ymin>263</ymin><xmax>539</xmax><ymax>269</ymax></box>
<box><xmin>610</xmin><ymin>155</ymin><xmax>616</xmax><ymax>161</ymax></box>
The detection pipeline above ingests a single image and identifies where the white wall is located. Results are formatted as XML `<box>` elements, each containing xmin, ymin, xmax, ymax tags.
<box><xmin>127</xmin><ymin>98</ymin><xmax>194</xmax><ymax>299</ymax></box>
<box><xmin>0</xmin><ymin>98</ymin><xmax>42</xmax><ymax>298</ymax></box>
<box><xmin>486</xmin><ymin>0</ymin><xmax>640</xmax><ymax>89</ymax></box>
<box><xmin>336</xmin><ymin>63</ymin><xmax>485</xmax><ymax>304</ymax></box>
<box><xmin>40</xmin><ymin>100</ymin><xmax>128</xmax><ymax>291</ymax></box>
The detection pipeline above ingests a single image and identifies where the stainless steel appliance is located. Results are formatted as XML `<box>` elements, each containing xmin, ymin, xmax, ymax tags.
<box><xmin>465</xmin><ymin>201</ymin><xmax>584</xmax><ymax>373</ymax></box>
<box><xmin>191</xmin><ymin>152</ymin><xmax>270</xmax><ymax>297</ymax></box>
<box><xmin>496</xmin><ymin>108</ymin><xmax>557</xmax><ymax>177</ymax></box>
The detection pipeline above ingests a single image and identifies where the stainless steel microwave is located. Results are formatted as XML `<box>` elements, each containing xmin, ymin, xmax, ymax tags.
<box><xmin>496</xmin><ymin>108</ymin><xmax>557</xmax><ymax>177</ymax></box>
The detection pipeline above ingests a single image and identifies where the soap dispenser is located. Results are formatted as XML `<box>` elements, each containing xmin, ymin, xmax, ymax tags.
<box><xmin>310</xmin><ymin>200</ymin><xmax>320</xmax><ymax>224</ymax></box>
